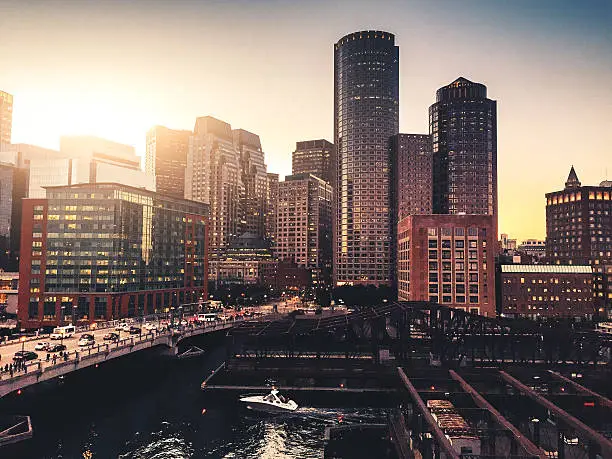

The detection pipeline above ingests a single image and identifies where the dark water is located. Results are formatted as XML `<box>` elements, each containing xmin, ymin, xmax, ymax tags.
<box><xmin>1</xmin><ymin>339</ymin><xmax>392</xmax><ymax>458</ymax></box>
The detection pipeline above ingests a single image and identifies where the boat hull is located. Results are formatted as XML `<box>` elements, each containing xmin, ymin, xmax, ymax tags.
<box><xmin>241</xmin><ymin>401</ymin><xmax>297</xmax><ymax>413</ymax></box>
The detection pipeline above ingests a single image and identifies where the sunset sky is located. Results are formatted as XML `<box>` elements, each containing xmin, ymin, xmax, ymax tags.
<box><xmin>0</xmin><ymin>0</ymin><xmax>610</xmax><ymax>241</ymax></box>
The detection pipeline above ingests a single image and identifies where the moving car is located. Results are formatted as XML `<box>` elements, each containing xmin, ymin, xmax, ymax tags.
<box><xmin>103</xmin><ymin>332</ymin><xmax>119</xmax><ymax>341</ymax></box>
<box><xmin>34</xmin><ymin>342</ymin><xmax>50</xmax><ymax>351</ymax></box>
<box><xmin>78</xmin><ymin>334</ymin><xmax>95</xmax><ymax>347</ymax></box>
<box><xmin>48</xmin><ymin>344</ymin><xmax>66</xmax><ymax>353</ymax></box>
<box><xmin>128</xmin><ymin>326</ymin><xmax>141</xmax><ymax>335</ymax></box>
<box><xmin>13</xmin><ymin>351</ymin><xmax>38</xmax><ymax>362</ymax></box>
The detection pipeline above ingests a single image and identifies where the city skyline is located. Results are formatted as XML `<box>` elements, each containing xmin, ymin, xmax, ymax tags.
<box><xmin>1</xmin><ymin>0</ymin><xmax>611</xmax><ymax>241</ymax></box>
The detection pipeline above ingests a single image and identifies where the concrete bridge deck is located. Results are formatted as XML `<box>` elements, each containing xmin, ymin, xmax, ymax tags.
<box><xmin>0</xmin><ymin>319</ymin><xmax>237</xmax><ymax>399</ymax></box>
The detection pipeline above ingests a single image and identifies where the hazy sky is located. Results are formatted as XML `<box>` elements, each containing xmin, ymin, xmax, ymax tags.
<box><xmin>1</xmin><ymin>0</ymin><xmax>610</xmax><ymax>241</ymax></box>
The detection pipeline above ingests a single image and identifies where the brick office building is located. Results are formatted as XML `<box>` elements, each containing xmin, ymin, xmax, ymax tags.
<box><xmin>398</xmin><ymin>214</ymin><xmax>496</xmax><ymax>317</ymax></box>
<box><xmin>18</xmin><ymin>183</ymin><xmax>209</xmax><ymax>329</ymax></box>
<box><xmin>546</xmin><ymin>167</ymin><xmax>612</xmax><ymax>315</ymax></box>
<box><xmin>499</xmin><ymin>265</ymin><xmax>594</xmax><ymax>319</ymax></box>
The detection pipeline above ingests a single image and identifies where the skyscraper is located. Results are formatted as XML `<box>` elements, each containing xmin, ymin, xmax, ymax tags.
<box><xmin>0</xmin><ymin>162</ymin><xmax>28</xmax><ymax>271</ymax></box>
<box><xmin>265</xmin><ymin>172</ymin><xmax>279</xmax><ymax>245</ymax></box>
<box><xmin>292</xmin><ymin>140</ymin><xmax>334</xmax><ymax>183</ymax></box>
<box><xmin>276</xmin><ymin>173</ymin><xmax>333</xmax><ymax>287</ymax></box>
<box><xmin>334</xmin><ymin>31</ymin><xmax>399</xmax><ymax>286</ymax></box>
<box><xmin>145</xmin><ymin>126</ymin><xmax>191</xmax><ymax>199</ymax></box>
<box><xmin>391</xmin><ymin>134</ymin><xmax>433</xmax><ymax>219</ymax></box>
<box><xmin>545</xmin><ymin>167</ymin><xmax>611</xmax><ymax>314</ymax></box>
<box><xmin>186</xmin><ymin>116</ymin><xmax>243</xmax><ymax>250</ymax></box>
<box><xmin>430</xmin><ymin>77</ymin><xmax>497</xmax><ymax>218</ymax></box>
<box><xmin>0</xmin><ymin>91</ymin><xmax>13</xmax><ymax>147</ymax></box>
<box><xmin>234</xmin><ymin>129</ymin><xmax>268</xmax><ymax>238</ymax></box>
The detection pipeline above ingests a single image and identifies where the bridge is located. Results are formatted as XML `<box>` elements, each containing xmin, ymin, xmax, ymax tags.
<box><xmin>0</xmin><ymin>317</ymin><xmax>241</xmax><ymax>399</ymax></box>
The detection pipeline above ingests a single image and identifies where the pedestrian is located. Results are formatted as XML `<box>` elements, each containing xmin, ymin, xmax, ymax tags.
<box><xmin>52</xmin><ymin>354</ymin><xmax>57</xmax><ymax>364</ymax></box>
<box><xmin>9</xmin><ymin>367</ymin><xmax>13</xmax><ymax>377</ymax></box>
<box><xmin>46</xmin><ymin>353</ymin><xmax>50</xmax><ymax>362</ymax></box>
<box><xmin>24</xmin><ymin>364</ymin><xmax>27</xmax><ymax>374</ymax></box>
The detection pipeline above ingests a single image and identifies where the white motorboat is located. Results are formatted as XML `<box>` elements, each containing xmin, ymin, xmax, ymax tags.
<box><xmin>239</xmin><ymin>389</ymin><xmax>298</xmax><ymax>413</ymax></box>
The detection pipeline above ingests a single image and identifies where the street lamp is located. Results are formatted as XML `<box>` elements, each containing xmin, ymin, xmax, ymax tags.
<box><xmin>20</xmin><ymin>336</ymin><xmax>26</xmax><ymax>353</ymax></box>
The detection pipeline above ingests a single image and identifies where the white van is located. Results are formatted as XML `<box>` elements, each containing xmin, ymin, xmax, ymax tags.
<box><xmin>197</xmin><ymin>313</ymin><xmax>218</xmax><ymax>322</ymax></box>
<box><xmin>50</xmin><ymin>325</ymin><xmax>76</xmax><ymax>340</ymax></box>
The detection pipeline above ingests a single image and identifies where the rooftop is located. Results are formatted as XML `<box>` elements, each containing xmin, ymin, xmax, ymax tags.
<box><xmin>501</xmin><ymin>265</ymin><xmax>592</xmax><ymax>274</ymax></box>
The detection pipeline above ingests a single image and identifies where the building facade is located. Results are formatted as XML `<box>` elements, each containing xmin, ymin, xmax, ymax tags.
<box><xmin>276</xmin><ymin>174</ymin><xmax>333</xmax><ymax>287</ymax></box>
<box><xmin>545</xmin><ymin>167</ymin><xmax>612</xmax><ymax>315</ymax></box>
<box><xmin>186</xmin><ymin>116</ymin><xmax>243</xmax><ymax>251</ymax></box>
<box><xmin>499</xmin><ymin>265</ymin><xmax>594</xmax><ymax>319</ymax></box>
<box><xmin>517</xmin><ymin>239</ymin><xmax>546</xmax><ymax>260</ymax></box>
<box><xmin>0</xmin><ymin>162</ymin><xmax>28</xmax><ymax>271</ymax></box>
<box><xmin>145</xmin><ymin>126</ymin><xmax>191</xmax><ymax>199</ymax></box>
<box><xmin>391</xmin><ymin>134</ymin><xmax>433</xmax><ymax>220</ymax></box>
<box><xmin>0</xmin><ymin>91</ymin><xmax>13</xmax><ymax>146</ymax></box>
<box><xmin>334</xmin><ymin>30</ymin><xmax>399</xmax><ymax>286</ymax></box>
<box><xmin>265</xmin><ymin>172</ymin><xmax>279</xmax><ymax>246</ymax></box>
<box><xmin>0</xmin><ymin>272</ymin><xmax>19</xmax><ymax>315</ymax></box>
<box><xmin>292</xmin><ymin>139</ymin><xmax>334</xmax><ymax>183</ymax></box>
<box><xmin>18</xmin><ymin>183</ymin><xmax>209</xmax><ymax>329</ymax></box>
<box><xmin>430</xmin><ymin>78</ymin><xmax>497</xmax><ymax>219</ymax></box>
<box><xmin>234</xmin><ymin>129</ymin><xmax>268</xmax><ymax>239</ymax></box>
<box><xmin>398</xmin><ymin>214</ymin><xmax>496</xmax><ymax>317</ymax></box>
<box><xmin>208</xmin><ymin>232</ymin><xmax>274</xmax><ymax>286</ymax></box>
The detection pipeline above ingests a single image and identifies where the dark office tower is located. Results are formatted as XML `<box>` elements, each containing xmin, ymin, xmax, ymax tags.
<box><xmin>334</xmin><ymin>31</ymin><xmax>399</xmax><ymax>286</ymax></box>
<box><xmin>430</xmin><ymin>77</ymin><xmax>497</xmax><ymax>218</ymax></box>
<box><xmin>0</xmin><ymin>91</ymin><xmax>13</xmax><ymax>147</ymax></box>
<box><xmin>391</xmin><ymin>134</ymin><xmax>433</xmax><ymax>220</ymax></box>
<box><xmin>145</xmin><ymin>126</ymin><xmax>191</xmax><ymax>199</ymax></box>
<box><xmin>0</xmin><ymin>162</ymin><xmax>28</xmax><ymax>271</ymax></box>
<box><xmin>292</xmin><ymin>140</ymin><xmax>334</xmax><ymax>183</ymax></box>
<box><xmin>234</xmin><ymin>129</ymin><xmax>268</xmax><ymax>239</ymax></box>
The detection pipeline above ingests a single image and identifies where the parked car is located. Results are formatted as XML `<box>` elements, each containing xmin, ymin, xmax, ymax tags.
<box><xmin>78</xmin><ymin>334</ymin><xmax>95</xmax><ymax>347</ymax></box>
<box><xmin>13</xmin><ymin>350</ymin><xmax>38</xmax><ymax>362</ymax></box>
<box><xmin>128</xmin><ymin>326</ymin><xmax>141</xmax><ymax>335</ymax></box>
<box><xmin>103</xmin><ymin>332</ymin><xmax>119</xmax><ymax>341</ymax></box>
<box><xmin>34</xmin><ymin>342</ymin><xmax>50</xmax><ymax>351</ymax></box>
<box><xmin>115</xmin><ymin>322</ymin><xmax>129</xmax><ymax>331</ymax></box>
<box><xmin>48</xmin><ymin>344</ymin><xmax>66</xmax><ymax>353</ymax></box>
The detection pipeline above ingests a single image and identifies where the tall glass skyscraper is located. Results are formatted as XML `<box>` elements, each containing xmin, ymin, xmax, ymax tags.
<box><xmin>333</xmin><ymin>31</ymin><xmax>399</xmax><ymax>286</ymax></box>
<box><xmin>429</xmin><ymin>77</ymin><xmax>497</xmax><ymax>218</ymax></box>
<box><xmin>0</xmin><ymin>90</ymin><xmax>13</xmax><ymax>147</ymax></box>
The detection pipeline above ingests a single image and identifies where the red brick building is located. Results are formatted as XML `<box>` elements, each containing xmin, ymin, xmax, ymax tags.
<box><xmin>18</xmin><ymin>183</ymin><xmax>209</xmax><ymax>329</ymax></box>
<box><xmin>398</xmin><ymin>214</ymin><xmax>496</xmax><ymax>317</ymax></box>
<box><xmin>499</xmin><ymin>265</ymin><xmax>594</xmax><ymax>319</ymax></box>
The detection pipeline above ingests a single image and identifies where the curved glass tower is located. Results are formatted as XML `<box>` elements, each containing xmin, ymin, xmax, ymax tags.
<box><xmin>333</xmin><ymin>31</ymin><xmax>399</xmax><ymax>286</ymax></box>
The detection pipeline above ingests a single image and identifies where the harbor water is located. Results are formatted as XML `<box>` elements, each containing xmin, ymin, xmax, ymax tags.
<box><xmin>0</xmin><ymin>341</ymin><xmax>395</xmax><ymax>458</ymax></box>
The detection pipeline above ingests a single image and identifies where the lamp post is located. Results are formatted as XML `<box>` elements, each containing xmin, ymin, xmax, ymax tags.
<box><xmin>20</xmin><ymin>336</ymin><xmax>26</xmax><ymax>353</ymax></box>
<box><xmin>72</xmin><ymin>304</ymin><xmax>77</xmax><ymax>326</ymax></box>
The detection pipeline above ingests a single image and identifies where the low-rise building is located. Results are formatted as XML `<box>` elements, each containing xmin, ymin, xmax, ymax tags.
<box><xmin>499</xmin><ymin>265</ymin><xmax>594</xmax><ymax>319</ymax></box>
<box><xmin>518</xmin><ymin>239</ymin><xmax>546</xmax><ymax>260</ymax></box>
<box><xmin>0</xmin><ymin>272</ymin><xmax>18</xmax><ymax>315</ymax></box>
<box><xmin>18</xmin><ymin>183</ymin><xmax>209</xmax><ymax>329</ymax></box>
